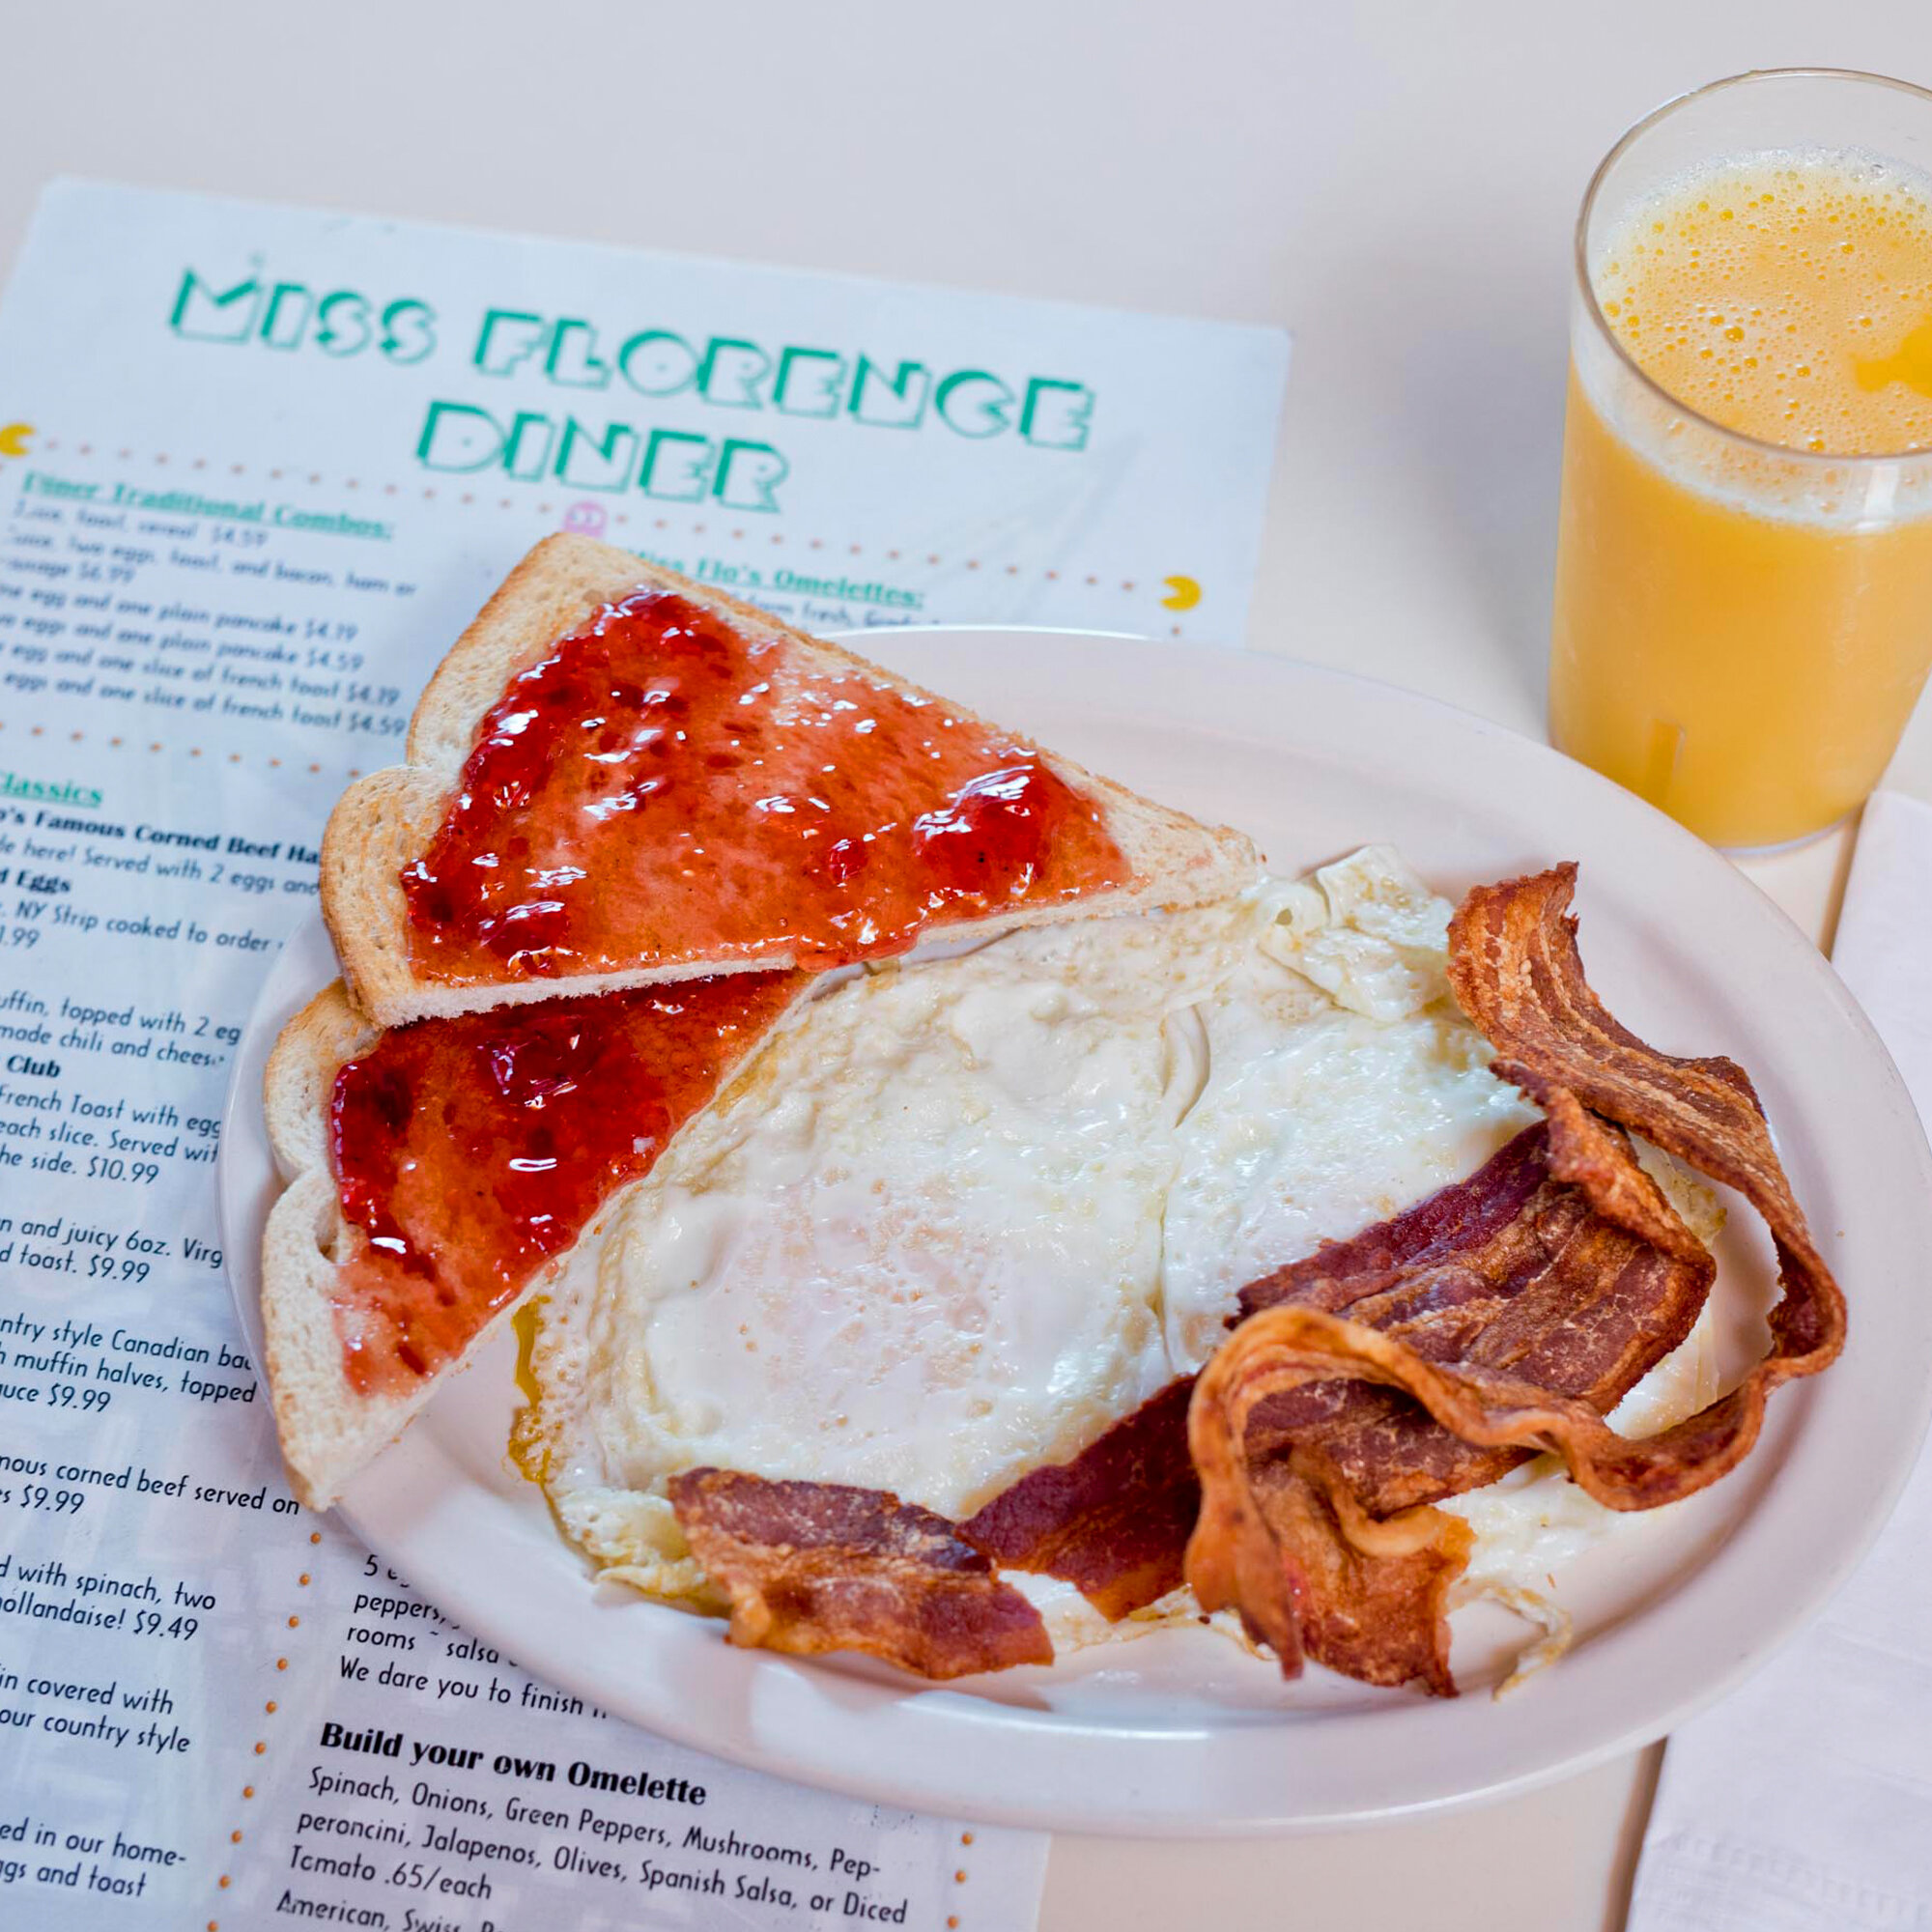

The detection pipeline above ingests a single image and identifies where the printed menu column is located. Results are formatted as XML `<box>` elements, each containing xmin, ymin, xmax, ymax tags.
<box><xmin>0</xmin><ymin>734</ymin><xmax>328</xmax><ymax>1918</ymax></box>
<box><xmin>227</xmin><ymin>1528</ymin><xmax>1043</xmax><ymax>1930</ymax></box>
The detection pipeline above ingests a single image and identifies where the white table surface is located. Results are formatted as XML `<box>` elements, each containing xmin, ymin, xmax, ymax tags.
<box><xmin>7</xmin><ymin>4</ymin><xmax>1924</xmax><ymax>1925</ymax></box>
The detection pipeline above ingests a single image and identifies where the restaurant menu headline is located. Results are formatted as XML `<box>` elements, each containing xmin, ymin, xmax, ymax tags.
<box><xmin>0</xmin><ymin>181</ymin><xmax>1289</xmax><ymax>1929</ymax></box>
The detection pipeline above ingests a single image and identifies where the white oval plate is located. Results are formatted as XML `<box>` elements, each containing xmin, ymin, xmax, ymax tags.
<box><xmin>221</xmin><ymin>629</ymin><xmax>1932</xmax><ymax>1835</ymax></box>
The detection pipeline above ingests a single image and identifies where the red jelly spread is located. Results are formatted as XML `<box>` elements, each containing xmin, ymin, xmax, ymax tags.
<box><xmin>327</xmin><ymin>972</ymin><xmax>802</xmax><ymax>1395</ymax></box>
<box><xmin>401</xmin><ymin>589</ymin><xmax>1132</xmax><ymax>984</ymax></box>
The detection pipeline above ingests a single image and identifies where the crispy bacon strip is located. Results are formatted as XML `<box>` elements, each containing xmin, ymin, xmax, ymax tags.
<box><xmin>1189</xmin><ymin>1119</ymin><xmax>1712</xmax><ymax>1690</ymax></box>
<box><xmin>968</xmin><ymin>1119</ymin><xmax>1711</xmax><ymax>1634</ymax></box>
<box><xmin>1188</xmin><ymin>1430</ymin><xmax>1475</xmax><ymax>1695</ymax></box>
<box><xmin>668</xmin><ymin>1468</ymin><xmax>1052</xmax><ymax>1681</ymax></box>
<box><xmin>1186</xmin><ymin>865</ymin><xmax>1847</xmax><ymax>1693</ymax></box>
<box><xmin>1449</xmin><ymin>864</ymin><xmax>1845</xmax><ymax>1391</ymax></box>
<box><xmin>1237</xmin><ymin>1122</ymin><xmax>1714</xmax><ymax>1514</ymax></box>
<box><xmin>960</xmin><ymin>1378</ymin><xmax>1201</xmax><ymax>1618</ymax></box>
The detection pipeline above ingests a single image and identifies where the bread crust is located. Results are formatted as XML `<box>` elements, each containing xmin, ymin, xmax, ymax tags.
<box><xmin>259</xmin><ymin>973</ymin><xmax>818</xmax><ymax>1509</ymax></box>
<box><xmin>261</xmin><ymin>983</ymin><xmax>397</xmax><ymax>1511</ymax></box>
<box><xmin>324</xmin><ymin>535</ymin><xmax>1258</xmax><ymax>1026</ymax></box>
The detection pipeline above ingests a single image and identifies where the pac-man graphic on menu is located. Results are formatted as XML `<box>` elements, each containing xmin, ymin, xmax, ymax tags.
<box><xmin>1160</xmin><ymin>574</ymin><xmax>1201</xmax><ymax>612</ymax></box>
<box><xmin>0</xmin><ymin>422</ymin><xmax>33</xmax><ymax>459</ymax></box>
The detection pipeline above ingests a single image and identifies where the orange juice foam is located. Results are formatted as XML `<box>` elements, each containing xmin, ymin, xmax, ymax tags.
<box><xmin>1598</xmin><ymin>156</ymin><xmax>1932</xmax><ymax>456</ymax></box>
<box><xmin>1551</xmin><ymin>152</ymin><xmax>1932</xmax><ymax>847</ymax></box>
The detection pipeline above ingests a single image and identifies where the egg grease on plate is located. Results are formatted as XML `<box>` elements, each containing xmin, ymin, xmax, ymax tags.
<box><xmin>517</xmin><ymin>847</ymin><xmax>1721</xmax><ymax>1677</ymax></box>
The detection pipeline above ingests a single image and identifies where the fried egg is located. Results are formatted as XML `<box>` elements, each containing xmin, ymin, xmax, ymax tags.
<box><xmin>522</xmin><ymin>846</ymin><xmax>1719</xmax><ymax>1677</ymax></box>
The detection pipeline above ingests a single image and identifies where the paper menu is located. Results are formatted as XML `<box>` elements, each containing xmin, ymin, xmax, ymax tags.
<box><xmin>0</xmin><ymin>180</ymin><xmax>1286</xmax><ymax>1928</ymax></box>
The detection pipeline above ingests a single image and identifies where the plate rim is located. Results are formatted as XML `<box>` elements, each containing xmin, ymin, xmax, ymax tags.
<box><xmin>220</xmin><ymin>628</ymin><xmax>1932</xmax><ymax>1835</ymax></box>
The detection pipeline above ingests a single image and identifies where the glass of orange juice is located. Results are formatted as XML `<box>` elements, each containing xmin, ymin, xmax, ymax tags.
<box><xmin>1550</xmin><ymin>69</ymin><xmax>1932</xmax><ymax>849</ymax></box>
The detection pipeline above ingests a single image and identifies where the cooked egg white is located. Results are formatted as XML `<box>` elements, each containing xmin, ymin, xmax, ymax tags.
<box><xmin>525</xmin><ymin>846</ymin><xmax>1719</xmax><ymax>1677</ymax></box>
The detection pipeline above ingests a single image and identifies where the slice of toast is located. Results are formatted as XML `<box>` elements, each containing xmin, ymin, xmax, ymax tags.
<box><xmin>325</xmin><ymin>535</ymin><xmax>1258</xmax><ymax>1026</ymax></box>
<box><xmin>260</xmin><ymin>973</ymin><xmax>816</xmax><ymax>1510</ymax></box>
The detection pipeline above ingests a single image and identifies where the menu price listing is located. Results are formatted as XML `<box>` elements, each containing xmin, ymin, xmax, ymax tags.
<box><xmin>262</xmin><ymin>1725</ymin><xmax>929</xmax><ymax>1926</ymax></box>
<box><xmin>233</xmin><ymin>1542</ymin><xmax>971</xmax><ymax>1930</ymax></box>
<box><xmin>288</xmin><ymin>1721</ymin><xmax>915</xmax><ymax>1922</ymax></box>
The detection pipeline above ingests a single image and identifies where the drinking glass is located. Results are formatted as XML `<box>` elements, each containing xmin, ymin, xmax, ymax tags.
<box><xmin>1549</xmin><ymin>69</ymin><xmax>1932</xmax><ymax>850</ymax></box>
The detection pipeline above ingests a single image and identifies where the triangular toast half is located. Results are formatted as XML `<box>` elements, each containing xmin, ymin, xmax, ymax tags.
<box><xmin>325</xmin><ymin>536</ymin><xmax>1257</xmax><ymax>1025</ymax></box>
<box><xmin>261</xmin><ymin>970</ymin><xmax>815</xmax><ymax>1509</ymax></box>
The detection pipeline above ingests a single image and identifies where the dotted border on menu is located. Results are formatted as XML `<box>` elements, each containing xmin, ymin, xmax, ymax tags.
<box><xmin>176</xmin><ymin>1526</ymin><xmax>995</xmax><ymax>1926</ymax></box>
<box><xmin>946</xmin><ymin>1828</ymin><xmax>979</xmax><ymax>1925</ymax></box>
<box><xmin>206</xmin><ymin>1529</ymin><xmax>319</xmax><ymax>1927</ymax></box>
<box><xmin>14</xmin><ymin>434</ymin><xmax>1198</xmax><ymax>639</ymax></box>
<box><xmin>2</xmin><ymin>432</ymin><xmax>1206</xmax><ymax>781</ymax></box>
<box><xmin>0</xmin><ymin>719</ymin><xmax>355</xmax><ymax>780</ymax></box>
